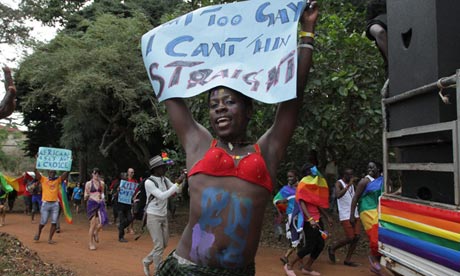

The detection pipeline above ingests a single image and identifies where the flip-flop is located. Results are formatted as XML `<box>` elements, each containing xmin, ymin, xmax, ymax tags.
<box><xmin>344</xmin><ymin>261</ymin><xmax>359</xmax><ymax>267</ymax></box>
<box><xmin>327</xmin><ymin>246</ymin><xmax>336</xmax><ymax>263</ymax></box>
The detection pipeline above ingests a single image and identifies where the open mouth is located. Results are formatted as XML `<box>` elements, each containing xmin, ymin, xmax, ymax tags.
<box><xmin>216</xmin><ymin>117</ymin><xmax>231</xmax><ymax>128</ymax></box>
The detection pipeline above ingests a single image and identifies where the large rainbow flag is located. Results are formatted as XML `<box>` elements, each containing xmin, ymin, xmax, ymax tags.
<box><xmin>295</xmin><ymin>175</ymin><xmax>329</xmax><ymax>209</ymax></box>
<box><xmin>379</xmin><ymin>197</ymin><xmax>460</xmax><ymax>272</ymax></box>
<box><xmin>58</xmin><ymin>181</ymin><xmax>73</xmax><ymax>224</ymax></box>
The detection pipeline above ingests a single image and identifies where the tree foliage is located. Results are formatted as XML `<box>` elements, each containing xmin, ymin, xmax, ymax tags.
<box><xmin>16</xmin><ymin>0</ymin><xmax>385</xmax><ymax>181</ymax></box>
<box><xmin>0</xmin><ymin>3</ymin><xmax>31</xmax><ymax>56</ymax></box>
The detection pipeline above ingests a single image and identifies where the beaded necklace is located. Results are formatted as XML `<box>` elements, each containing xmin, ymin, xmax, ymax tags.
<box><xmin>230</xmin><ymin>153</ymin><xmax>250</xmax><ymax>160</ymax></box>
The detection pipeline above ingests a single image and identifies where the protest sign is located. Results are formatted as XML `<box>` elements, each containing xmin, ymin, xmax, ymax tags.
<box><xmin>141</xmin><ymin>0</ymin><xmax>307</xmax><ymax>103</ymax></box>
<box><xmin>118</xmin><ymin>180</ymin><xmax>138</xmax><ymax>205</ymax></box>
<box><xmin>36</xmin><ymin>147</ymin><xmax>72</xmax><ymax>171</ymax></box>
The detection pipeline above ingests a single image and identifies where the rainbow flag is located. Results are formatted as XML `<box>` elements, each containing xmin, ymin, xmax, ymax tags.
<box><xmin>0</xmin><ymin>173</ymin><xmax>14</xmax><ymax>196</ymax></box>
<box><xmin>379</xmin><ymin>197</ymin><xmax>460</xmax><ymax>271</ymax></box>
<box><xmin>58</xmin><ymin>181</ymin><xmax>73</xmax><ymax>224</ymax></box>
<box><xmin>295</xmin><ymin>175</ymin><xmax>329</xmax><ymax>209</ymax></box>
<box><xmin>273</xmin><ymin>185</ymin><xmax>296</xmax><ymax>214</ymax></box>
<box><xmin>358</xmin><ymin>175</ymin><xmax>383</xmax><ymax>256</ymax></box>
<box><xmin>3</xmin><ymin>174</ymin><xmax>26</xmax><ymax>196</ymax></box>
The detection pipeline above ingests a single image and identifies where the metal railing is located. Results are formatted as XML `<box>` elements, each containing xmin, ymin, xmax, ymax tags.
<box><xmin>381</xmin><ymin>69</ymin><xmax>460</xmax><ymax>206</ymax></box>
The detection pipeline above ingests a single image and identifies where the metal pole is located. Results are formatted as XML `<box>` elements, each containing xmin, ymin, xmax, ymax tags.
<box><xmin>383</xmin><ymin>74</ymin><xmax>457</xmax><ymax>105</ymax></box>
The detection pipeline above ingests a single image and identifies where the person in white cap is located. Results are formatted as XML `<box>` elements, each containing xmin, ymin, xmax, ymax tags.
<box><xmin>142</xmin><ymin>155</ymin><xmax>184</xmax><ymax>276</ymax></box>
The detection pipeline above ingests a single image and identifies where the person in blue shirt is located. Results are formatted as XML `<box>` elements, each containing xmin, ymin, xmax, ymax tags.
<box><xmin>73</xmin><ymin>183</ymin><xmax>83</xmax><ymax>214</ymax></box>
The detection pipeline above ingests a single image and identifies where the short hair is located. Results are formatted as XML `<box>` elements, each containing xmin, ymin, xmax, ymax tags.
<box><xmin>207</xmin><ymin>86</ymin><xmax>253</xmax><ymax>110</ymax></box>
<box><xmin>287</xmin><ymin>169</ymin><xmax>299</xmax><ymax>179</ymax></box>
<box><xmin>300</xmin><ymin>163</ymin><xmax>315</xmax><ymax>177</ymax></box>
<box><xmin>92</xmin><ymin>168</ymin><xmax>100</xmax><ymax>174</ymax></box>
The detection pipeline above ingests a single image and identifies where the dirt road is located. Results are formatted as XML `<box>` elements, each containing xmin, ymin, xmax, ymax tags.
<box><xmin>1</xmin><ymin>210</ymin><xmax>383</xmax><ymax>276</ymax></box>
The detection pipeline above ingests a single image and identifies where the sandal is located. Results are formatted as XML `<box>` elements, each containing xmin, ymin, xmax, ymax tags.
<box><xmin>327</xmin><ymin>246</ymin><xmax>336</xmax><ymax>263</ymax></box>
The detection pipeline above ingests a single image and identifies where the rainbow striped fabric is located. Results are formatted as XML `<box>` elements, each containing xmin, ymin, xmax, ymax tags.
<box><xmin>0</xmin><ymin>173</ymin><xmax>14</xmax><ymax>197</ymax></box>
<box><xmin>58</xmin><ymin>181</ymin><xmax>73</xmax><ymax>224</ymax></box>
<box><xmin>2</xmin><ymin>173</ymin><xmax>33</xmax><ymax>196</ymax></box>
<box><xmin>295</xmin><ymin>175</ymin><xmax>329</xmax><ymax>209</ymax></box>
<box><xmin>379</xmin><ymin>197</ymin><xmax>460</xmax><ymax>272</ymax></box>
<box><xmin>358</xmin><ymin>176</ymin><xmax>383</xmax><ymax>256</ymax></box>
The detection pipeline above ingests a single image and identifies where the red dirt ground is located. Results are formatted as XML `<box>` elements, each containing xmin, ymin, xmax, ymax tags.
<box><xmin>0</xmin><ymin>208</ymin><xmax>390</xmax><ymax>276</ymax></box>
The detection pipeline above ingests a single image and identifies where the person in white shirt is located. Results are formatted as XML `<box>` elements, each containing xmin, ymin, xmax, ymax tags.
<box><xmin>327</xmin><ymin>168</ymin><xmax>361</xmax><ymax>267</ymax></box>
<box><xmin>142</xmin><ymin>155</ymin><xmax>184</xmax><ymax>276</ymax></box>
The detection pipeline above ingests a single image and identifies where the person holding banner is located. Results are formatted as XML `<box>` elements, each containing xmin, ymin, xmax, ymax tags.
<box><xmin>1</xmin><ymin>66</ymin><xmax>17</xmax><ymax>119</ymax></box>
<box><xmin>117</xmin><ymin>170</ymin><xmax>138</xmax><ymax>242</ymax></box>
<box><xmin>151</xmin><ymin>2</ymin><xmax>319</xmax><ymax>275</ymax></box>
<box><xmin>84</xmin><ymin>168</ymin><xmax>108</xmax><ymax>250</ymax></box>
<box><xmin>33</xmin><ymin>169</ymin><xmax>68</xmax><ymax>244</ymax></box>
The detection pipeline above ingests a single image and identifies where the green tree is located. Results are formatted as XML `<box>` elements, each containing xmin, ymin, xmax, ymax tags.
<box><xmin>16</xmin><ymin>0</ymin><xmax>185</xmax><ymax>178</ymax></box>
<box><xmin>0</xmin><ymin>3</ymin><xmax>31</xmax><ymax>60</ymax></box>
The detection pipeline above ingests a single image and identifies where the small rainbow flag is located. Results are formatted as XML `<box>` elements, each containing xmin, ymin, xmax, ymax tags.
<box><xmin>295</xmin><ymin>175</ymin><xmax>329</xmax><ymax>209</ymax></box>
<box><xmin>58</xmin><ymin>181</ymin><xmax>73</xmax><ymax>224</ymax></box>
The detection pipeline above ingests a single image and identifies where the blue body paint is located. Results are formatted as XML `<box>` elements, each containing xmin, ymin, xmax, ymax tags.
<box><xmin>190</xmin><ymin>187</ymin><xmax>253</xmax><ymax>267</ymax></box>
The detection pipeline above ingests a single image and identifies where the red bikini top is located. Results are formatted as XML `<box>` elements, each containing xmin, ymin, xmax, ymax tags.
<box><xmin>188</xmin><ymin>139</ymin><xmax>273</xmax><ymax>193</ymax></box>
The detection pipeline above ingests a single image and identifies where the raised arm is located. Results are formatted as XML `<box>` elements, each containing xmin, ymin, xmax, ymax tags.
<box><xmin>164</xmin><ymin>98</ymin><xmax>211</xmax><ymax>161</ymax></box>
<box><xmin>259</xmin><ymin>2</ymin><xmax>318</xmax><ymax>165</ymax></box>
<box><xmin>34</xmin><ymin>168</ymin><xmax>42</xmax><ymax>181</ymax></box>
<box><xmin>1</xmin><ymin>66</ymin><xmax>17</xmax><ymax>119</ymax></box>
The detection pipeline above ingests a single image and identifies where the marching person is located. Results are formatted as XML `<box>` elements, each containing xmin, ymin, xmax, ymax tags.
<box><xmin>142</xmin><ymin>155</ymin><xmax>184</xmax><ymax>276</ymax></box>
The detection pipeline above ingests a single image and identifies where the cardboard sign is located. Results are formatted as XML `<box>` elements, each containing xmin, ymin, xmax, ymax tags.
<box><xmin>118</xmin><ymin>180</ymin><xmax>138</xmax><ymax>205</ymax></box>
<box><xmin>141</xmin><ymin>0</ymin><xmax>307</xmax><ymax>103</ymax></box>
<box><xmin>36</xmin><ymin>147</ymin><xmax>72</xmax><ymax>171</ymax></box>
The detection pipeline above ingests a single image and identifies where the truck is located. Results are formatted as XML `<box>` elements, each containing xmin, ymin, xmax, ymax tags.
<box><xmin>378</xmin><ymin>71</ymin><xmax>460</xmax><ymax>276</ymax></box>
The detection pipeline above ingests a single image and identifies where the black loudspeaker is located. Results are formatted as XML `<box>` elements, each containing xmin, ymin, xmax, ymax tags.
<box><xmin>387</xmin><ymin>0</ymin><xmax>460</xmax><ymax>131</ymax></box>
<box><xmin>387</xmin><ymin>1</ymin><xmax>460</xmax><ymax>204</ymax></box>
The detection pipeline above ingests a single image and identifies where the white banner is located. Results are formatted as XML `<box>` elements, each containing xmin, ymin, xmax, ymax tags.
<box><xmin>36</xmin><ymin>147</ymin><xmax>72</xmax><ymax>171</ymax></box>
<box><xmin>141</xmin><ymin>0</ymin><xmax>307</xmax><ymax>103</ymax></box>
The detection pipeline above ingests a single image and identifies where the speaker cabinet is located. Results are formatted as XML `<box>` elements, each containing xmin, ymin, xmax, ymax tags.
<box><xmin>387</xmin><ymin>0</ymin><xmax>460</xmax><ymax>131</ymax></box>
<box><xmin>387</xmin><ymin>1</ymin><xmax>460</xmax><ymax>204</ymax></box>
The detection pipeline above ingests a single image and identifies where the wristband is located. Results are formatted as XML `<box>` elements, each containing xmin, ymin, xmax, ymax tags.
<box><xmin>298</xmin><ymin>43</ymin><xmax>314</xmax><ymax>50</ymax></box>
<box><xmin>308</xmin><ymin>217</ymin><xmax>314</xmax><ymax>222</ymax></box>
<box><xmin>299</xmin><ymin>31</ymin><xmax>314</xmax><ymax>39</ymax></box>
